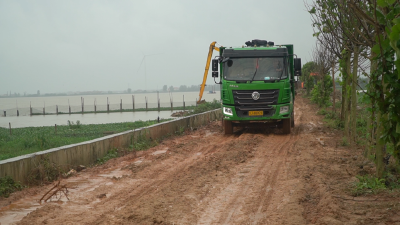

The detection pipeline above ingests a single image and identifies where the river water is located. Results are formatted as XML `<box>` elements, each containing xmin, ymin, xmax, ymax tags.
<box><xmin>0</xmin><ymin>92</ymin><xmax>220</xmax><ymax>128</ymax></box>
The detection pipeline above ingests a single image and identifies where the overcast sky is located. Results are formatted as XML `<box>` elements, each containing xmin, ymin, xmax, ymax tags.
<box><xmin>0</xmin><ymin>0</ymin><xmax>315</xmax><ymax>94</ymax></box>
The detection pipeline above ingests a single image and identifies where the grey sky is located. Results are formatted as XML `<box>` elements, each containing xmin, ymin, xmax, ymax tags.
<box><xmin>0</xmin><ymin>0</ymin><xmax>315</xmax><ymax>94</ymax></box>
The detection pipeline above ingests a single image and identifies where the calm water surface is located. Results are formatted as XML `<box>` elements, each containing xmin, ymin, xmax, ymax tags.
<box><xmin>0</xmin><ymin>92</ymin><xmax>220</xmax><ymax>128</ymax></box>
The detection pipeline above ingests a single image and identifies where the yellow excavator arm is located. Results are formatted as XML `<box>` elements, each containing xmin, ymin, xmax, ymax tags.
<box><xmin>198</xmin><ymin>41</ymin><xmax>220</xmax><ymax>104</ymax></box>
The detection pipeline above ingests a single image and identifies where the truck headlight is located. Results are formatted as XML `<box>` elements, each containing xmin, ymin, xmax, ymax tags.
<box><xmin>223</xmin><ymin>107</ymin><xmax>233</xmax><ymax>116</ymax></box>
<box><xmin>280</xmin><ymin>106</ymin><xmax>289</xmax><ymax>114</ymax></box>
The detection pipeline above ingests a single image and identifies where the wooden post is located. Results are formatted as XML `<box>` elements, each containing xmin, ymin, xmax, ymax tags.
<box><xmin>94</xmin><ymin>99</ymin><xmax>97</xmax><ymax>113</ymax></box>
<box><xmin>107</xmin><ymin>97</ymin><xmax>109</xmax><ymax>113</ymax></box>
<box><xmin>30</xmin><ymin>102</ymin><xmax>32</xmax><ymax>116</ymax></box>
<box><xmin>68</xmin><ymin>99</ymin><xmax>71</xmax><ymax>114</ymax></box>
<box><xmin>157</xmin><ymin>91</ymin><xmax>160</xmax><ymax>112</ymax></box>
<box><xmin>170</xmin><ymin>92</ymin><xmax>173</xmax><ymax>111</ymax></box>
<box><xmin>196</xmin><ymin>98</ymin><xmax>197</xmax><ymax>107</ymax></box>
<box><xmin>17</xmin><ymin>110</ymin><xmax>19</xmax><ymax>116</ymax></box>
<box><xmin>9</xmin><ymin>122</ymin><xmax>11</xmax><ymax>135</ymax></box>
<box><xmin>145</xmin><ymin>96</ymin><xmax>148</xmax><ymax>111</ymax></box>
<box><xmin>120</xmin><ymin>99</ymin><xmax>122</xmax><ymax>112</ymax></box>
<box><xmin>81</xmin><ymin>97</ymin><xmax>84</xmax><ymax>114</ymax></box>
<box><xmin>55</xmin><ymin>124</ymin><xmax>57</xmax><ymax>134</ymax></box>
<box><xmin>132</xmin><ymin>95</ymin><xmax>135</xmax><ymax>111</ymax></box>
<box><xmin>183</xmin><ymin>95</ymin><xmax>185</xmax><ymax>111</ymax></box>
<box><xmin>56</xmin><ymin>105</ymin><xmax>58</xmax><ymax>115</ymax></box>
<box><xmin>43</xmin><ymin>102</ymin><xmax>45</xmax><ymax>115</ymax></box>
<box><xmin>3</xmin><ymin>111</ymin><xmax>5</xmax><ymax>117</ymax></box>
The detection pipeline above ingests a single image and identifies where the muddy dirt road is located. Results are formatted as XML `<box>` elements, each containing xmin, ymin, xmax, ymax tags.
<box><xmin>1</xmin><ymin>94</ymin><xmax>400</xmax><ymax>225</ymax></box>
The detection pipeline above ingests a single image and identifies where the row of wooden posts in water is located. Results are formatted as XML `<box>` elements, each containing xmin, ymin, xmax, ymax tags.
<box><xmin>3</xmin><ymin>93</ymin><xmax>195</xmax><ymax>117</ymax></box>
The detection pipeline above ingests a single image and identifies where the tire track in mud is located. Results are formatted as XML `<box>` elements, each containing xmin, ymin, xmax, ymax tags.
<box><xmin>248</xmin><ymin>102</ymin><xmax>304</xmax><ymax>225</ymax></box>
<box><xmin>193</xmin><ymin>133</ymin><xmax>290</xmax><ymax>224</ymax></box>
<box><xmin>94</xmin><ymin>133</ymin><xmax>240</xmax><ymax>214</ymax></box>
<box><xmin>197</xmin><ymin>100</ymin><xmax>304</xmax><ymax>225</ymax></box>
<box><xmin>251</xmin><ymin>130</ymin><xmax>301</xmax><ymax>225</ymax></box>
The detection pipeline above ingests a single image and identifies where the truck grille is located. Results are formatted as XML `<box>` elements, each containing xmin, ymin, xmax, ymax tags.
<box><xmin>232</xmin><ymin>89</ymin><xmax>279</xmax><ymax>106</ymax></box>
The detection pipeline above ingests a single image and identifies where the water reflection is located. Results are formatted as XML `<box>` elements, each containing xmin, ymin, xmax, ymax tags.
<box><xmin>0</xmin><ymin>111</ymin><xmax>176</xmax><ymax>128</ymax></box>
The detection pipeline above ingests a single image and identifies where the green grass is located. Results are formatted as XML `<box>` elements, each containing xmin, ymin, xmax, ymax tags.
<box><xmin>96</xmin><ymin>148</ymin><xmax>121</xmax><ymax>165</ymax></box>
<box><xmin>0</xmin><ymin>119</ymin><xmax>170</xmax><ymax>161</ymax></box>
<box><xmin>353</xmin><ymin>175</ymin><xmax>386</xmax><ymax>196</ymax></box>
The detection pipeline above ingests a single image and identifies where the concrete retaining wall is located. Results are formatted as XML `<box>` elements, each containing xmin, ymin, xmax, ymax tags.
<box><xmin>0</xmin><ymin>109</ymin><xmax>222</xmax><ymax>184</ymax></box>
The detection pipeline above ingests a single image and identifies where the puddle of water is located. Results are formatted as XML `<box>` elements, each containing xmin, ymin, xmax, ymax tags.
<box><xmin>205</xmin><ymin>131</ymin><xmax>214</xmax><ymax>137</ymax></box>
<box><xmin>98</xmin><ymin>169</ymin><xmax>130</xmax><ymax>178</ymax></box>
<box><xmin>152</xmin><ymin>148</ymin><xmax>168</xmax><ymax>156</ymax></box>
<box><xmin>134</xmin><ymin>160</ymin><xmax>143</xmax><ymax>165</ymax></box>
<box><xmin>0</xmin><ymin>200</ymin><xmax>41</xmax><ymax>225</ymax></box>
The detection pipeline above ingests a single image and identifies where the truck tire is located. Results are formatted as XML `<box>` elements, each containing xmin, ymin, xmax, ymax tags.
<box><xmin>282</xmin><ymin>118</ymin><xmax>291</xmax><ymax>134</ymax></box>
<box><xmin>224</xmin><ymin>119</ymin><xmax>233</xmax><ymax>134</ymax></box>
<box><xmin>291</xmin><ymin>111</ymin><xmax>295</xmax><ymax>128</ymax></box>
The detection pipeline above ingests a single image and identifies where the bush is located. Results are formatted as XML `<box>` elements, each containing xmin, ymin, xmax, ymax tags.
<box><xmin>311</xmin><ymin>75</ymin><xmax>333</xmax><ymax>107</ymax></box>
<box><xmin>191</xmin><ymin>99</ymin><xmax>221</xmax><ymax>115</ymax></box>
<box><xmin>67</xmin><ymin>120</ymin><xmax>81</xmax><ymax>129</ymax></box>
<box><xmin>0</xmin><ymin>176</ymin><xmax>23</xmax><ymax>198</ymax></box>
<box><xmin>353</xmin><ymin>175</ymin><xmax>386</xmax><ymax>196</ymax></box>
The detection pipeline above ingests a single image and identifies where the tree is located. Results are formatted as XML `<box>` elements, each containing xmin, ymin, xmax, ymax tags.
<box><xmin>302</xmin><ymin>61</ymin><xmax>317</xmax><ymax>95</ymax></box>
<box><xmin>163</xmin><ymin>85</ymin><xmax>167</xmax><ymax>92</ymax></box>
<box><xmin>179</xmin><ymin>85</ymin><xmax>187</xmax><ymax>92</ymax></box>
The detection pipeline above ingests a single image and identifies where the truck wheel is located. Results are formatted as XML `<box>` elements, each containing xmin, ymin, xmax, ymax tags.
<box><xmin>224</xmin><ymin>119</ymin><xmax>233</xmax><ymax>134</ymax></box>
<box><xmin>282</xmin><ymin>118</ymin><xmax>291</xmax><ymax>134</ymax></box>
<box><xmin>291</xmin><ymin>111</ymin><xmax>295</xmax><ymax>128</ymax></box>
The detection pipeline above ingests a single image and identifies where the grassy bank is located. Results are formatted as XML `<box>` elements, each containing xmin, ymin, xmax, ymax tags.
<box><xmin>305</xmin><ymin>92</ymin><xmax>400</xmax><ymax>194</ymax></box>
<box><xmin>0</xmin><ymin>101</ymin><xmax>221</xmax><ymax>161</ymax></box>
<box><xmin>0</xmin><ymin>119</ymin><xmax>170</xmax><ymax>161</ymax></box>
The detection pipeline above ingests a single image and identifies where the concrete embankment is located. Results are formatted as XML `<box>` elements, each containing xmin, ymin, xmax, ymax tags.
<box><xmin>0</xmin><ymin>109</ymin><xmax>222</xmax><ymax>184</ymax></box>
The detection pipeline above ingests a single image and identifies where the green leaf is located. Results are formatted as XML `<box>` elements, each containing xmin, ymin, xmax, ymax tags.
<box><xmin>397</xmin><ymin>122</ymin><xmax>400</xmax><ymax>133</ymax></box>
<box><xmin>372</xmin><ymin>44</ymin><xmax>381</xmax><ymax>54</ymax></box>
<box><xmin>377</xmin><ymin>0</ymin><xmax>389</xmax><ymax>7</ymax></box>
<box><xmin>309</xmin><ymin>7</ymin><xmax>316</xmax><ymax>14</ymax></box>
<box><xmin>393</xmin><ymin>18</ymin><xmax>400</xmax><ymax>25</ymax></box>
<box><xmin>376</xmin><ymin>9</ymin><xmax>387</xmax><ymax>25</ymax></box>
<box><xmin>387</xmin><ymin>0</ymin><xmax>396</xmax><ymax>5</ymax></box>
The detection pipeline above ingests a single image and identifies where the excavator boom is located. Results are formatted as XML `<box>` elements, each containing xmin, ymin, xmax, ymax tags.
<box><xmin>198</xmin><ymin>41</ymin><xmax>219</xmax><ymax>104</ymax></box>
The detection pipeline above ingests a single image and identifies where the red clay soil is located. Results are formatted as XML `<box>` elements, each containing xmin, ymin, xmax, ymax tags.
<box><xmin>1</xmin><ymin>93</ymin><xmax>400</xmax><ymax>225</ymax></box>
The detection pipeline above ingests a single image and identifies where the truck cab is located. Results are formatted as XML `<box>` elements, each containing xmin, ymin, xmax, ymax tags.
<box><xmin>213</xmin><ymin>40</ymin><xmax>301</xmax><ymax>134</ymax></box>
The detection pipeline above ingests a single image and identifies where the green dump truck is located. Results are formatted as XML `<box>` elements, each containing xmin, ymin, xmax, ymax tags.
<box><xmin>200</xmin><ymin>39</ymin><xmax>302</xmax><ymax>134</ymax></box>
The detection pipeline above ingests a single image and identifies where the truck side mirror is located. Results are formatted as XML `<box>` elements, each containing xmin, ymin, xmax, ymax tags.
<box><xmin>212</xmin><ymin>59</ymin><xmax>219</xmax><ymax>72</ymax></box>
<box><xmin>294</xmin><ymin>58</ymin><xmax>302</xmax><ymax>76</ymax></box>
<box><xmin>212</xmin><ymin>59</ymin><xmax>219</xmax><ymax>78</ymax></box>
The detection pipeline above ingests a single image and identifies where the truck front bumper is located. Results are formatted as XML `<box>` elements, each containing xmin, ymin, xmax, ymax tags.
<box><xmin>222</xmin><ymin>103</ymin><xmax>292</xmax><ymax>121</ymax></box>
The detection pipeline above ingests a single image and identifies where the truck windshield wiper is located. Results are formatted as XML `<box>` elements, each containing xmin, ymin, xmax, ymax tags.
<box><xmin>249</xmin><ymin>58</ymin><xmax>259</xmax><ymax>83</ymax></box>
<box><xmin>278</xmin><ymin>58</ymin><xmax>287</xmax><ymax>80</ymax></box>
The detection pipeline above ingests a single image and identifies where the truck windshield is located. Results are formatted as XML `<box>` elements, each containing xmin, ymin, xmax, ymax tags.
<box><xmin>223</xmin><ymin>57</ymin><xmax>287</xmax><ymax>81</ymax></box>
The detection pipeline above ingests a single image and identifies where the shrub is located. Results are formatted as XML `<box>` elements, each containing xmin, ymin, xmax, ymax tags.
<box><xmin>311</xmin><ymin>74</ymin><xmax>333</xmax><ymax>107</ymax></box>
<box><xmin>0</xmin><ymin>176</ymin><xmax>23</xmax><ymax>198</ymax></box>
<box><xmin>353</xmin><ymin>175</ymin><xmax>386</xmax><ymax>196</ymax></box>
